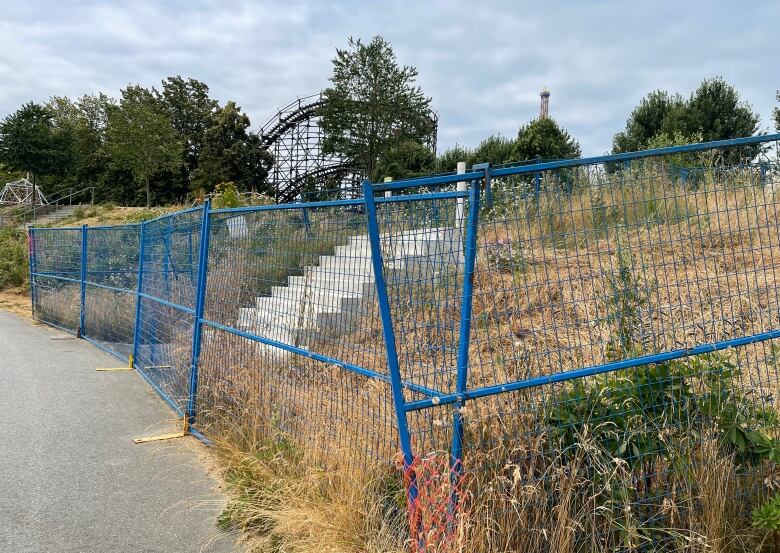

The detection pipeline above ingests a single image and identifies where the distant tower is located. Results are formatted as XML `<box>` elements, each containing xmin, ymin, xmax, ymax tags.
<box><xmin>540</xmin><ymin>87</ymin><xmax>550</xmax><ymax>119</ymax></box>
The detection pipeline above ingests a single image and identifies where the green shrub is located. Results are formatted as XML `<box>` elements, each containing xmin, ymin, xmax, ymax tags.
<box><xmin>753</xmin><ymin>494</ymin><xmax>780</xmax><ymax>552</ymax></box>
<box><xmin>0</xmin><ymin>228</ymin><xmax>28</xmax><ymax>291</ymax></box>
<box><xmin>213</xmin><ymin>182</ymin><xmax>244</xmax><ymax>209</ymax></box>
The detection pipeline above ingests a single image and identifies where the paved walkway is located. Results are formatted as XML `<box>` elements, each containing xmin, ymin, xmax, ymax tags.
<box><xmin>0</xmin><ymin>311</ymin><xmax>237</xmax><ymax>553</ymax></box>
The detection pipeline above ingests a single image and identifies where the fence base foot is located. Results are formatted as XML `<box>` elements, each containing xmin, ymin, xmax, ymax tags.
<box><xmin>132</xmin><ymin>417</ymin><xmax>189</xmax><ymax>444</ymax></box>
<box><xmin>132</xmin><ymin>431</ymin><xmax>186</xmax><ymax>444</ymax></box>
<box><xmin>96</xmin><ymin>355</ymin><xmax>134</xmax><ymax>371</ymax></box>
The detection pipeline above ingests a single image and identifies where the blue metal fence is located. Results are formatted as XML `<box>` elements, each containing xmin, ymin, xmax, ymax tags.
<box><xmin>29</xmin><ymin>133</ymin><xmax>780</xmax><ymax>551</ymax></box>
<box><xmin>82</xmin><ymin>224</ymin><xmax>141</xmax><ymax>359</ymax></box>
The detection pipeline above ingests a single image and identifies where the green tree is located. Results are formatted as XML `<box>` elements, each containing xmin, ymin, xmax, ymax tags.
<box><xmin>513</xmin><ymin>117</ymin><xmax>581</xmax><ymax>161</ymax></box>
<box><xmin>320</xmin><ymin>36</ymin><xmax>434</xmax><ymax>182</ymax></box>
<box><xmin>774</xmin><ymin>91</ymin><xmax>780</xmax><ymax>131</ymax></box>
<box><xmin>106</xmin><ymin>85</ymin><xmax>182</xmax><ymax>207</ymax></box>
<box><xmin>613</xmin><ymin>78</ymin><xmax>760</xmax><ymax>155</ymax></box>
<box><xmin>193</xmin><ymin>101</ymin><xmax>273</xmax><ymax>194</ymax></box>
<box><xmin>156</xmin><ymin>76</ymin><xmax>219</xmax><ymax>191</ymax></box>
<box><xmin>375</xmin><ymin>139</ymin><xmax>435</xmax><ymax>180</ymax></box>
<box><xmin>47</xmin><ymin>94</ymin><xmax>118</xmax><ymax>199</ymax></box>
<box><xmin>612</xmin><ymin>90</ymin><xmax>686</xmax><ymax>153</ymax></box>
<box><xmin>472</xmin><ymin>134</ymin><xmax>517</xmax><ymax>166</ymax></box>
<box><xmin>0</xmin><ymin>164</ymin><xmax>22</xmax><ymax>184</ymax></box>
<box><xmin>685</xmin><ymin>77</ymin><xmax>759</xmax><ymax>143</ymax></box>
<box><xmin>0</xmin><ymin>102</ymin><xmax>72</xmax><ymax>188</ymax></box>
<box><xmin>436</xmin><ymin>144</ymin><xmax>473</xmax><ymax>173</ymax></box>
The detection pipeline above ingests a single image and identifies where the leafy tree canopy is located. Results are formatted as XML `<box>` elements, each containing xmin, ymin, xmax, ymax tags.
<box><xmin>513</xmin><ymin>117</ymin><xmax>581</xmax><ymax>161</ymax></box>
<box><xmin>773</xmin><ymin>91</ymin><xmax>779</xmax><ymax>131</ymax></box>
<box><xmin>435</xmin><ymin>135</ymin><xmax>518</xmax><ymax>173</ymax></box>
<box><xmin>47</xmin><ymin>94</ymin><xmax>115</xmax><ymax>195</ymax></box>
<box><xmin>613</xmin><ymin>77</ymin><xmax>760</xmax><ymax>154</ymax></box>
<box><xmin>320</xmin><ymin>36</ymin><xmax>434</xmax><ymax>182</ymax></box>
<box><xmin>106</xmin><ymin>85</ymin><xmax>183</xmax><ymax>207</ymax></box>
<box><xmin>0</xmin><ymin>101</ymin><xmax>72</xmax><ymax>182</ymax></box>
<box><xmin>472</xmin><ymin>135</ymin><xmax>517</xmax><ymax>166</ymax></box>
<box><xmin>375</xmin><ymin>139</ymin><xmax>435</xmax><ymax>181</ymax></box>
<box><xmin>612</xmin><ymin>90</ymin><xmax>685</xmax><ymax>153</ymax></box>
<box><xmin>436</xmin><ymin>144</ymin><xmax>473</xmax><ymax>173</ymax></box>
<box><xmin>193</xmin><ymin>101</ymin><xmax>273</xmax><ymax>194</ymax></box>
<box><xmin>156</xmin><ymin>76</ymin><xmax>219</xmax><ymax>185</ymax></box>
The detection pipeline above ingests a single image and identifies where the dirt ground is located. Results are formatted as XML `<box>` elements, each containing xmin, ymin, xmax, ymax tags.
<box><xmin>53</xmin><ymin>205</ymin><xmax>182</xmax><ymax>227</ymax></box>
<box><xmin>0</xmin><ymin>289</ymin><xmax>31</xmax><ymax>318</ymax></box>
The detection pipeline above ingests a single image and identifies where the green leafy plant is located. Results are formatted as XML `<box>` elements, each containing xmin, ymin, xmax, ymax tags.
<box><xmin>753</xmin><ymin>494</ymin><xmax>780</xmax><ymax>552</ymax></box>
<box><xmin>545</xmin><ymin>240</ymin><xmax>780</xmax><ymax>547</ymax></box>
<box><xmin>0</xmin><ymin>227</ymin><xmax>28</xmax><ymax>291</ymax></box>
<box><xmin>212</xmin><ymin>181</ymin><xmax>243</xmax><ymax>209</ymax></box>
<box><xmin>604</xmin><ymin>232</ymin><xmax>650</xmax><ymax>359</ymax></box>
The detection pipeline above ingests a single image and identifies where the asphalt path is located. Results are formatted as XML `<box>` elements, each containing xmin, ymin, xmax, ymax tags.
<box><xmin>0</xmin><ymin>311</ymin><xmax>237</xmax><ymax>553</ymax></box>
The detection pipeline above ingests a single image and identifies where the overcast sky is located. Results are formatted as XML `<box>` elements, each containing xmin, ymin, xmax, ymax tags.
<box><xmin>0</xmin><ymin>1</ymin><xmax>777</xmax><ymax>156</ymax></box>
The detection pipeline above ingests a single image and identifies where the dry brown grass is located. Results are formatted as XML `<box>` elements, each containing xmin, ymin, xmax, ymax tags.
<box><xmin>0</xmin><ymin>287</ymin><xmax>31</xmax><ymax>318</ymax></box>
<box><xmin>142</xmin><ymin>164</ymin><xmax>780</xmax><ymax>552</ymax></box>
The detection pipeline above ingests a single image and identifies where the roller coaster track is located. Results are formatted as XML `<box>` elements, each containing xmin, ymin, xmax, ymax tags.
<box><xmin>276</xmin><ymin>162</ymin><xmax>359</xmax><ymax>204</ymax></box>
<box><xmin>259</xmin><ymin>93</ymin><xmax>358</xmax><ymax>202</ymax></box>
<box><xmin>259</xmin><ymin>92</ymin><xmax>437</xmax><ymax>203</ymax></box>
<box><xmin>259</xmin><ymin>97</ymin><xmax>325</xmax><ymax>149</ymax></box>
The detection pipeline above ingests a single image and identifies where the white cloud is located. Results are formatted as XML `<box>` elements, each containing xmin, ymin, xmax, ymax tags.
<box><xmin>0</xmin><ymin>0</ymin><xmax>777</xmax><ymax>156</ymax></box>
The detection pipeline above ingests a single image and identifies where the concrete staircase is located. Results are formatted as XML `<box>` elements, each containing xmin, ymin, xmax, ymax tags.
<box><xmin>237</xmin><ymin>227</ymin><xmax>460</xmax><ymax>354</ymax></box>
<box><xmin>1</xmin><ymin>204</ymin><xmax>86</xmax><ymax>229</ymax></box>
<box><xmin>30</xmin><ymin>204</ymin><xmax>84</xmax><ymax>226</ymax></box>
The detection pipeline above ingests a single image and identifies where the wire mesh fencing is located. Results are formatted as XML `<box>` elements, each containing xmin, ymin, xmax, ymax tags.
<box><xmin>29</xmin><ymin>226</ymin><xmax>83</xmax><ymax>333</ymax></box>
<box><xmin>133</xmin><ymin>207</ymin><xmax>204</xmax><ymax>416</ymax></box>
<box><xmin>389</xmin><ymin>138</ymin><xmax>780</xmax><ymax>552</ymax></box>
<box><xmin>27</xmin><ymin>134</ymin><xmax>780</xmax><ymax>552</ymax></box>
<box><xmin>82</xmin><ymin>224</ymin><xmax>141</xmax><ymax>359</ymax></box>
<box><xmin>196</xmin><ymin>201</ymin><xmax>400</xmax><ymax>465</ymax></box>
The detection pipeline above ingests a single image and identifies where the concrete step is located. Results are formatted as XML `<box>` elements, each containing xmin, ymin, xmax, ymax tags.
<box><xmin>32</xmin><ymin>205</ymin><xmax>85</xmax><ymax>225</ymax></box>
<box><xmin>237</xmin><ymin>226</ymin><xmax>461</xmax><ymax>353</ymax></box>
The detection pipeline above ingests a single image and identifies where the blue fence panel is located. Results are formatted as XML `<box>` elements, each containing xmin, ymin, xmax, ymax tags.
<box><xmin>395</xmin><ymin>138</ymin><xmax>780</xmax><ymax>550</ymax></box>
<box><xmin>195</xmin><ymin>201</ymin><xmax>401</xmax><ymax>465</ymax></box>
<box><xmin>82</xmin><ymin>224</ymin><xmax>141</xmax><ymax>360</ymax></box>
<box><xmin>133</xmin><ymin>208</ymin><xmax>203</xmax><ymax>416</ymax></box>
<box><xmin>29</xmin><ymin>226</ymin><xmax>83</xmax><ymax>334</ymax></box>
<box><xmin>26</xmin><ymin>133</ymin><xmax>780</xmax><ymax>552</ymax></box>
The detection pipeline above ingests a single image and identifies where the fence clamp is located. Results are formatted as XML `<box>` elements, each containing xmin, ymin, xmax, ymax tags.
<box><xmin>472</xmin><ymin>162</ymin><xmax>492</xmax><ymax>208</ymax></box>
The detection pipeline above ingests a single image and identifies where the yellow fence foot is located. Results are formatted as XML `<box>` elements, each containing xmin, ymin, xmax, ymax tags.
<box><xmin>132</xmin><ymin>431</ymin><xmax>186</xmax><ymax>444</ymax></box>
<box><xmin>132</xmin><ymin>418</ymin><xmax>189</xmax><ymax>444</ymax></box>
<box><xmin>96</xmin><ymin>355</ymin><xmax>134</xmax><ymax>372</ymax></box>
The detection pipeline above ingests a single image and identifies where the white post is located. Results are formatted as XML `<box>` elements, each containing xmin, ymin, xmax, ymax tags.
<box><xmin>456</xmin><ymin>162</ymin><xmax>466</xmax><ymax>262</ymax></box>
<box><xmin>384</xmin><ymin>176</ymin><xmax>393</xmax><ymax>198</ymax></box>
<box><xmin>456</xmin><ymin>162</ymin><xmax>466</xmax><ymax>221</ymax></box>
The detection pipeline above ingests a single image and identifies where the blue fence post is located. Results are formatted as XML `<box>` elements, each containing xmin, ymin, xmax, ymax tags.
<box><xmin>301</xmin><ymin>198</ymin><xmax>312</xmax><ymax>237</ymax></box>
<box><xmin>361</xmin><ymin>180</ymin><xmax>419</xmax><ymax>508</ymax></box>
<box><xmin>27</xmin><ymin>226</ymin><xmax>36</xmax><ymax>318</ymax></box>
<box><xmin>186</xmin><ymin>201</ymin><xmax>212</xmax><ymax>432</ymax></box>
<box><xmin>533</xmin><ymin>155</ymin><xmax>542</xmax><ymax>199</ymax></box>
<box><xmin>163</xmin><ymin>219</ymin><xmax>171</xmax><ymax>300</ymax></box>
<box><xmin>449</xmin><ymin>175</ymin><xmax>481</xmax><ymax>517</ymax></box>
<box><xmin>78</xmin><ymin>224</ymin><xmax>87</xmax><ymax>338</ymax></box>
<box><xmin>131</xmin><ymin>221</ymin><xmax>147</xmax><ymax>368</ymax></box>
<box><xmin>473</xmin><ymin>163</ymin><xmax>491</xmax><ymax>209</ymax></box>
